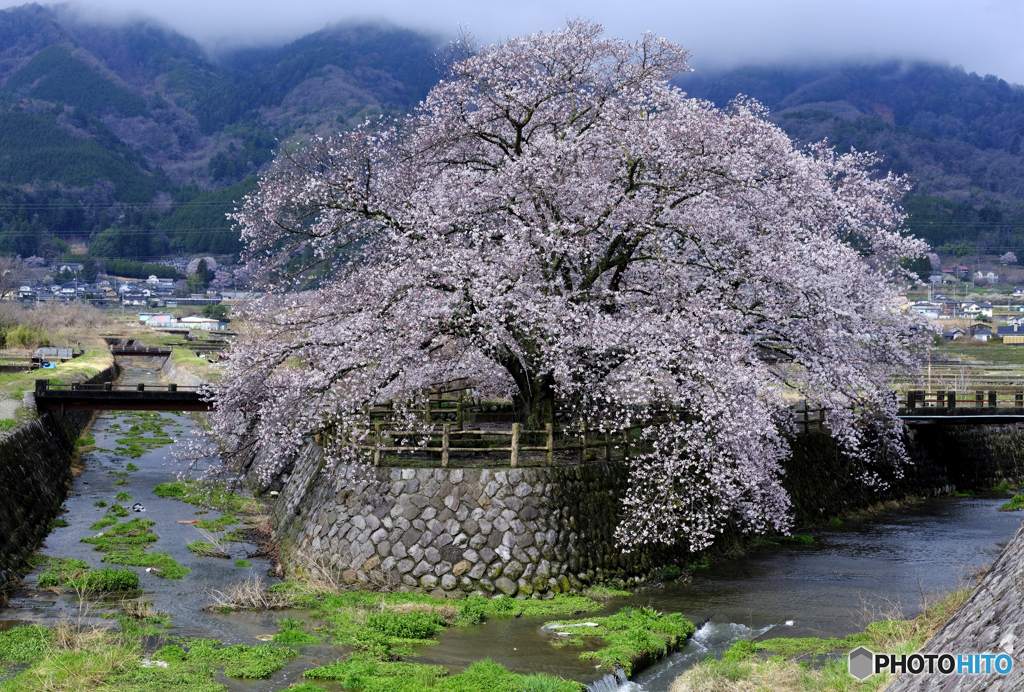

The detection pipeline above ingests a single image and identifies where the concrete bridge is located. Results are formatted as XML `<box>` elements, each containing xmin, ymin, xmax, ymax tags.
<box><xmin>33</xmin><ymin>380</ymin><xmax>212</xmax><ymax>412</ymax></box>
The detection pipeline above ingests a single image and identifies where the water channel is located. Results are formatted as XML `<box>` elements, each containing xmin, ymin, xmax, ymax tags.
<box><xmin>2</xmin><ymin>364</ymin><xmax>1022</xmax><ymax>691</ymax></box>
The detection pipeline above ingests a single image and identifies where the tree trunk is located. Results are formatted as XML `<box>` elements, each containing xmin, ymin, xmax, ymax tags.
<box><xmin>502</xmin><ymin>356</ymin><xmax>556</xmax><ymax>430</ymax></box>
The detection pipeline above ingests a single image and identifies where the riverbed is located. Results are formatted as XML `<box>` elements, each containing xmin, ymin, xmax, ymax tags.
<box><xmin>2</xmin><ymin>365</ymin><xmax>1021</xmax><ymax>691</ymax></box>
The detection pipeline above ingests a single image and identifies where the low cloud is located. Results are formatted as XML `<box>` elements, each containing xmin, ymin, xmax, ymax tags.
<box><xmin>4</xmin><ymin>0</ymin><xmax>1022</xmax><ymax>84</ymax></box>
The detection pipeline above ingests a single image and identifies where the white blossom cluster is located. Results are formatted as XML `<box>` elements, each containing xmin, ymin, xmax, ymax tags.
<box><xmin>209</xmin><ymin>21</ymin><xmax>929</xmax><ymax>551</ymax></box>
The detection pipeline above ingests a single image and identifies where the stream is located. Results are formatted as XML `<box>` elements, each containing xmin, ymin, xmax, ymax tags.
<box><xmin>2</xmin><ymin>365</ymin><xmax>1022</xmax><ymax>691</ymax></box>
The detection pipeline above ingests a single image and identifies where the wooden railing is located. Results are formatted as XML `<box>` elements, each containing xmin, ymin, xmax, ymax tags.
<box><xmin>318</xmin><ymin>421</ymin><xmax>644</xmax><ymax>469</ymax></box>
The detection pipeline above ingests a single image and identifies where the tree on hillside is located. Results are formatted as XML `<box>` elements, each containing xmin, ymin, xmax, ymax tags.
<box><xmin>214</xmin><ymin>21</ymin><xmax>928</xmax><ymax>551</ymax></box>
<box><xmin>1000</xmin><ymin>252</ymin><xmax>1017</xmax><ymax>265</ymax></box>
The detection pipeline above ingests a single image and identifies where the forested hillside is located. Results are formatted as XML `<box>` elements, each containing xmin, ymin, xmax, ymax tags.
<box><xmin>0</xmin><ymin>4</ymin><xmax>439</xmax><ymax>261</ymax></box>
<box><xmin>0</xmin><ymin>2</ymin><xmax>1022</xmax><ymax>264</ymax></box>
<box><xmin>678</xmin><ymin>63</ymin><xmax>1024</xmax><ymax>259</ymax></box>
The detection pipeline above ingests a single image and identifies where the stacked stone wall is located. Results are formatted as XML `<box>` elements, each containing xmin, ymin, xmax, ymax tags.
<box><xmin>270</xmin><ymin>443</ymin><xmax>687</xmax><ymax>597</ymax></box>
<box><xmin>264</xmin><ymin>423</ymin><xmax>1024</xmax><ymax>597</ymax></box>
<box><xmin>0</xmin><ymin>362</ymin><xmax>118</xmax><ymax>597</ymax></box>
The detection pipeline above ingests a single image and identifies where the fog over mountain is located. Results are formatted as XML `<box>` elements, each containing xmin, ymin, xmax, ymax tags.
<box><xmin>0</xmin><ymin>2</ymin><xmax>1021</xmax><ymax>265</ymax></box>
<box><xmin>6</xmin><ymin>0</ymin><xmax>1023</xmax><ymax>86</ymax></box>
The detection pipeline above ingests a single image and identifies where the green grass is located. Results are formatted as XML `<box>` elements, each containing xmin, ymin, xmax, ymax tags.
<box><xmin>89</xmin><ymin>515</ymin><xmax>119</xmax><ymax>531</ymax></box>
<box><xmin>63</xmin><ymin>567</ymin><xmax>140</xmax><ymax>592</ymax></box>
<box><xmin>75</xmin><ymin>436</ymin><xmax>95</xmax><ymax>447</ymax></box>
<box><xmin>234</xmin><ymin>559</ymin><xmax>252</xmax><ymax>568</ymax></box>
<box><xmin>546</xmin><ymin>607</ymin><xmax>695</xmax><ymax>675</ymax></box>
<box><xmin>0</xmin><ymin>625</ymin><xmax>53</xmax><ymax>663</ymax></box>
<box><xmin>1001</xmin><ymin>494</ymin><xmax>1024</xmax><ymax>510</ymax></box>
<box><xmin>152</xmin><ymin>480</ymin><xmax>262</xmax><ymax>514</ymax></box>
<box><xmin>303</xmin><ymin>656</ymin><xmax>583</xmax><ymax>692</ymax></box>
<box><xmin>187</xmin><ymin>542</ymin><xmax>227</xmax><ymax>558</ymax></box>
<box><xmin>47</xmin><ymin>517</ymin><xmax>69</xmax><ymax>530</ymax></box>
<box><xmin>126</xmin><ymin>463</ymin><xmax>139</xmax><ymax>471</ymax></box>
<box><xmin>81</xmin><ymin>518</ymin><xmax>190</xmax><ymax>579</ymax></box>
<box><xmin>153</xmin><ymin>639</ymin><xmax>300</xmax><ymax>679</ymax></box>
<box><xmin>195</xmin><ymin>516</ymin><xmax>238</xmax><ymax>532</ymax></box>
<box><xmin>781</xmin><ymin>534</ymin><xmax>815</xmax><ymax>544</ymax></box>
<box><xmin>272</xmin><ymin>618</ymin><xmax>320</xmax><ymax>645</ymax></box>
<box><xmin>116</xmin><ymin>492</ymin><xmax>133</xmax><ymax>501</ymax></box>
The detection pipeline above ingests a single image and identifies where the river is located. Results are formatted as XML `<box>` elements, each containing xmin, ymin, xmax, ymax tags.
<box><xmin>1</xmin><ymin>365</ymin><xmax>1021</xmax><ymax>691</ymax></box>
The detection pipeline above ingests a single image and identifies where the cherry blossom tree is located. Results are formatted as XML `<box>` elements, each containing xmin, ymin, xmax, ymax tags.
<box><xmin>1000</xmin><ymin>252</ymin><xmax>1017</xmax><ymax>266</ymax></box>
<box><xmin>213</xmin><ymin>21</ymin><xmax>929</xmax><ymax>551</ymax></box>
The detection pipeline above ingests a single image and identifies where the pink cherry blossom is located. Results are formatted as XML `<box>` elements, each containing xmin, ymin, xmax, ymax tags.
<box><xmin>206</xmin><ymin>21</ymin><xmax>929</xmax><ymax>552</ymax></box>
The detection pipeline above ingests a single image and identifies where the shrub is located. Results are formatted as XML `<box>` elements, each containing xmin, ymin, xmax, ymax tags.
<box><xmin>366</xmin><ymin>611</ymin><xmax>445</xmax><ymax>639</ymax></box>
<box><xmin>65</xmin><ymin>567</ymin><xmax>139</xmax><ymax>592</ymax></box>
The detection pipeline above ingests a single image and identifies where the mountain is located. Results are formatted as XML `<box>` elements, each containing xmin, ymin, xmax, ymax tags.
<box><xmin>676</xmin><ymin>63</ymin><xmax>1024</xmax><ymax>260</ymax></box>
<box><xmin>0</xmin><ymin>3</ymin><xmax>1023</xmax><ymax>266</ymax></box>
<box><xmin>0</xmin><ymin>4</ymin><xmax>440</xmax><ymax>260</ymax></box>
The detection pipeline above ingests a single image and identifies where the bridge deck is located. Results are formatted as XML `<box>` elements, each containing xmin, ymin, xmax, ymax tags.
<box><xmin>898</xmin><ymin>407</ymin><xmax>1024</xmax><ymax>424</ymax></box>
<box><xmin>34</xmin><ymin>380</ymin><xmax>212</xmax><ymax>412</ymax></box>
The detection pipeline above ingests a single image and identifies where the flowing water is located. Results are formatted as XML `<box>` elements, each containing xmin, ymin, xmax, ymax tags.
<box><xmin>2</xmin><ymin>364</ymin><xmax>1022</xmax><ymax>691</ymax></box>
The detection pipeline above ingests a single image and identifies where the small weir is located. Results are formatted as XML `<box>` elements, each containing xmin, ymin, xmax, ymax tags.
<box><xmin>1</xmin><ymin>361</ymin><xmax>1022</xmax><ymax>691</ymax></box>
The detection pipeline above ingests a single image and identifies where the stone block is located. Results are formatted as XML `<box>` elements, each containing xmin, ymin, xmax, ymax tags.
<box><xmin>425</xmin><ymin>547</ymin><xmax>441</xmax><ymax>564</ymax></box>
<box><xmin>504</xmin><ymin>560</ymin><xmax>524</xmax><ymax>580</ymax></box>
<box><xmin>469</xmin><ymin>562</ymin><xmax>488</xmax><ymax>579</ymax></box>
<box><xmin>463</xmin><ymin>519</ymin><xmax>479</xmax><ymax>535</ymax></box>
<box><xmin>435</xmin><ymin>533</ymin><xmax>453</xmax><ymax>549</ymax></box>
<box><xmin>409</xmin><ymin>544</ymin><xmax>425</xmax><ymax>562</ymax></box>
<box><xmin>487</xmin><ymin>563</ymin><xmax>504</xmax><ymax>579</ymax></box>
<box><xmin>453</xmin><ymin>560</ymin><xmax>472</xmax><ymax>576</ymax></box>
<box><xmin>420</xmin><ymin>574</ymin><xmax>439</xmax><ymax>589</ymax></box>
<box><xmin>478</xmin><ymin>519</ymin><xmax>493</xmax><ymax>536</ymax></box>
<box><xmin>452</xmin><ymin>533</ymin><xmax>469</xmax><ymax>548</ymax></box>
<box><xmin>441</xmin><ymin>574</ymin><xmax>457</xmax><ymax>589</ymax></box>
<box><xmin>401</xmin><ymin>469</ymin><xmax>415</xmax><ymax>480</ymax></box>
<box><xmin>402</xmin><ymin>529</ymin><xmax>423</xmax><ymax>548</ymax></box>
<box><xmin>514</xmin><ymin>481</ymin><xmax>532</xmax><ymax>497</ymax></box>
<box><xmin>362</xmin><ymin>555</ymin><xmax>381</xmax><ymax>571</ymax></box>
<box><xmin>450</xmin><ymin>469</ymin><xmax>464</xmax><ymax>483</ymax></box>
<box><xmin>493</xmin><ymin>516</ymin><xmax>510</xmax><ymax>533</ymax></box>
<box><xmin>495</xmin><ymin>576</ymin><xmax>517</xmax><ymax>596</ymax></box>
<box><xmin>405</xmin><ymin>478</ymin><xmax>420</xmax><ymax>493</ymax></box>
<box><xmin>418</xmin><ymin>530</ymin><xmax>435</xmax><ymax>547</ymax></box>
<box><xmin>376</xmin><ymin>541</ymin><xmax>391</xmax><ymax>558</ymax></box>
<box><xmin>402</xmin><ymin>574</ymin><xmax>418</xmax><ymax>586</ymax></box>
<box><xmin>516</xmin><ymin>532</ymin><xmax>534</xmax><ymax>548</ymax></box>
<box><xmin>435</xmin><ymin>561</ymin><xmax>453</xmax><ymax>576</ymax></box>
<box><xmin>422</xmin><ymin>507</ymin><xmax>437</xmax><ymax>521</ymax></box>
<box><xmin>370</xmin><ymin>528</ymin><xmax>388</xmax><ymax>543</ymax></box>
<box><xmin>517</xmin><ymin>578</ymin><xmax>533</xmax><ymax>597</ymax></box>
<box><xmin>397</xmin><ymin>558</ymin><xmax>415</xmax><ymax>573</ymax></box>
<box><xmin>391</xmin><ymin>542</ymin><xmax>408</xmax><ymax>559</ymax></box>
<box><xmin>469</xmin><ymin>533</ymin><xmax>487</xmax><ymax>549</ymax></box>
<box><xmin>495</xmin><ymin>545</ymin><xmax>511</xmax><ymax>561</ymax></box>
<box><xmin>366</xmin><ymin>514</ymin><xmax>381</xmax><ymax>531</ymax></box>
<box><xmin>413</xmin><ymin>560</ymin><xmax>433</xmax><ymax>577</ymax></box>
<box><xmin>479</xmin><ymin>547</ymin><xmax>496</xmax><ymax>564</ymax></box>
<box><xmin>510</xmin><ymin>519</ymin><xmax>526</xmax><ymax>535</ymax></box>
<box><xmin>342</xmin><ymin>569</ymin><xmax>359</xmax><ymax>584</ymax></box>
<box><xmin>505</xmin><ymin>496</ymin><xmax>523</xmax><ymax>512</ymax></box>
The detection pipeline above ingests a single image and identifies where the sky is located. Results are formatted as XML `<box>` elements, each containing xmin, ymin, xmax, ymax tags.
<box><xmin>3</xmin><ymin>0</ymin><xmax>1023</xmax><ymax>84</ymax></box>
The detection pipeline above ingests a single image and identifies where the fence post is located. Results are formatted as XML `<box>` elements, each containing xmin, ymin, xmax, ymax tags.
<box><xmin>169</xmin><ymin>383</ymin><xmax>177</xmax><ymax>392</ymax></box>
<box><xmin>905</xmin><ymin>391</ymin><xmax>915</xmax><ymax>410</ymax></box>
<box><xmin>976</xmin><ymin>391</ymin><xmax>984</xmax><ymax>408</ymax></box>
<box><xmin>605</xmin><ymin>431</ymin><xmax>611</xmax><ymax>461</ymax></box>
<box><xmin>373</xmin><ymin>422</ymin><xmax>381</xmax><ymax>467</ymax></box>
<box><xmin>948</xmin><ymin>391</ymin><xmax>956</xmax><ymax>409</ymax></box>
<box><xmin>442</xmin><ymin>424</ymin><xmax>450</xmax><ymax>468</ymax></box>
<box><xmin>35</xmin><ymin>380</ymin><xmax>48</xmax><ymax>394</ymax></box>
<box><xmin>990</xmin><ymin>390</ymin><xmax>998</xmax><ymax>408</ymax></box>
<box><xmin>1017</xmin><ymin>392</ymin><xmax>1023</xmax><ymax>408</ymax></box>
<box><xmin>137</xmin><ymin>383</ymin><xmax>145</xmax><ymax>391</ymax></box>
<box><xmin>104</xmin><ymin>381</ymin><xmax>112</xmax><ymax>391</ymax></box>
<box><xmin>424</xmin><ymin>399</ymin><xmax>431</xmax><ymax>424</ymax></box>
<box><xmin>579</xmin><ymin>422</ymin><xmax>586</xmax><ymax>464</ymax></box>
<box><xmin>623</xmin><ymin>427</ymin><xmax>630</xmax><ymax>459</ymax></box>
<box><xmin>545</xmin><ymin>423</ymin><xmax>553</xmax><ymax>466</ymax></box>
<box><xmin>457</xmin><ymin>398</ymin><xmax>463</xmax><ymax>430</ymax></box>
<box><xmin>510</xmin><ymin>423</ymin><xmax>519</xmax><ymax>468</ymax></box>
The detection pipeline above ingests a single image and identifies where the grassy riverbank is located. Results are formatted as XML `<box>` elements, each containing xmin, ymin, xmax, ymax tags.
<box><xmin>668</xmin><ymin>583</ymin><xmax>975</xmax><ymax>691</ymax></box>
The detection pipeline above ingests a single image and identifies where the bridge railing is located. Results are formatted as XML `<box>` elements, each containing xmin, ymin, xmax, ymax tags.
<box><xmin>902</xmin><ymin>390</ymin><xmax>1024</xmax><ymax>409</ymax></box>
<box><xmin>34</xmin><ymin>380</ymin><xmax>201</xmax><ymax>393</ymax></box>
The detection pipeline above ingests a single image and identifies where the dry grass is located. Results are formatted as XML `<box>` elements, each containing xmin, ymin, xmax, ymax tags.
<box><xmin>205</xmin><ymin>575</ymin><xmax>292</xmax><ymax>611</ymax></box>
<box><xmin>386</xmin><ymin>601</ymin><xmax>459</xmax><ymax>624</ymax></box>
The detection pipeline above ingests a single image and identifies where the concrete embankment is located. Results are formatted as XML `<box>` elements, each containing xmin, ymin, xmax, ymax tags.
<box><xmin>0</xmin><ymin>361</ymin><xmax>118</xmax><ymax>598</ymax></box>
<box><xmin>886</xmin><ymin>516</ymin><xmax>1024</xmax><ymax>691</ymax></box>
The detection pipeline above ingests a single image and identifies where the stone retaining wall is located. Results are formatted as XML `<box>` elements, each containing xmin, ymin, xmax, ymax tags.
<box><xmin>270</xmin><ymin>443</ymin><xmax>682</xmax><ymax>598</ymax></box>
<box><xmin>0</xmin><ymin>362</ymin><xmax>118</xmax><ymax>599</ymax></box>
<box><xmin>263</xmin><ymin>423</ymin><xmax>1024</xmax><ymax>597</ymax></box>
